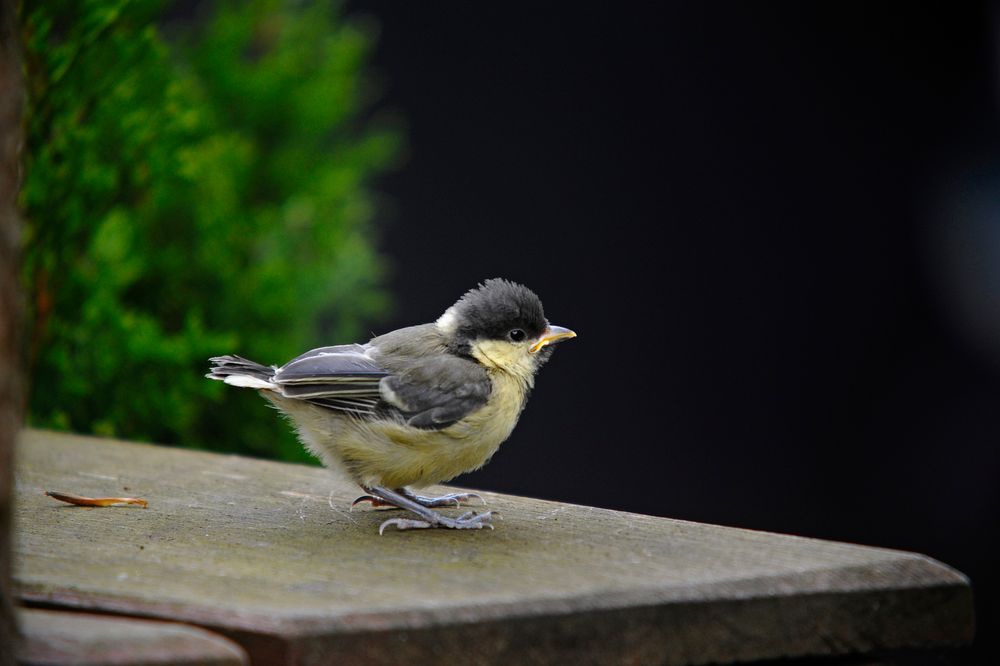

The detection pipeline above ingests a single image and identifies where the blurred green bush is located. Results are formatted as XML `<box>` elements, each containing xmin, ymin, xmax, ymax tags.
<box><xmin>19</xmin><ymin>0</ymin><xmax>400</xmax><ymax>462</ymax></box>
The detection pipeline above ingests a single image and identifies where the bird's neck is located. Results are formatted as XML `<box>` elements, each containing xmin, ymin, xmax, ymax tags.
<box><xmin>469</xmin><ymin>339</ymin><xmax>537</xmax><ymax>390</ymax></box>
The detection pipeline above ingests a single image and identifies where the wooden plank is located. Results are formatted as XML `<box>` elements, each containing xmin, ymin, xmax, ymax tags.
<box><xmin>13</xmin><ymin>429</ymin><xmax>973</xmax><ymax>665</ymax></box>
<box><xmin>16</xmin><ymin>608</ymin><xmax>248</xmax><ymax>665</ymax></box>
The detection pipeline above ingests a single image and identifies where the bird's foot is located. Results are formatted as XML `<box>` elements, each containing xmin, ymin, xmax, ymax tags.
<box><xmin>379</xmin><ymin>510</ymin><xmax>499</xmax><ymax>534</ymax></box>
<box><xmin>360</xmin><ymin>486</ymin><xmax>499</xmax><ymax>534</ymax></box>
<box><xmin>351</xmin><ymin>488</ymin><xmax>486</xmax><ymax>510</ymax></box>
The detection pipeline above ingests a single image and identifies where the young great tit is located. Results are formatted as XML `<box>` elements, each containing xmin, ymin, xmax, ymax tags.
<box><xmin>207</xmin><ymin>279</ymin><xmax>576</xmax><ymax>533</ymax></box>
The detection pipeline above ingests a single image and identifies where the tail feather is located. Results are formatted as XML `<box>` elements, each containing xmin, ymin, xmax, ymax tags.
<box><xmin>207</xmin><ymin>355</ymin><xmax>276</xmax><ymax>390</ymax></box>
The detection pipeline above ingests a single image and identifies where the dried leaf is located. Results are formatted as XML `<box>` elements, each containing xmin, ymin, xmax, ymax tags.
<box><xmin>45</xmin><ymin>490</ymin><xmax>148</xmax><ymax>508</ymax></box>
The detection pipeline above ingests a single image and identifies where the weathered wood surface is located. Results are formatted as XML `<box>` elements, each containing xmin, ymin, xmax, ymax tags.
<box><xmin>16</xmin><ymin>608</ymin><xmax>248</xmax><ymax>665</ymax></box>
<box><xmin>13</xmin><ymin>429</ymin><xmax>973</xmax><ymax>665</ymax></box>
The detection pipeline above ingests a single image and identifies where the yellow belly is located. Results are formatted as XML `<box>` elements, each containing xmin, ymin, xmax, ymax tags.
<box><xmin>273</xmin><ymin>371</ymin><xmax>529</xmax><ymax>489</ymax></box>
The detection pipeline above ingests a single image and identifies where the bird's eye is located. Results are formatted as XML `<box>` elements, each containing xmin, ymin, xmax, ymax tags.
<box><xmin>508</xmin><ymin>328</ymin><xmax>526</xmax><ymax>342</ymax></box>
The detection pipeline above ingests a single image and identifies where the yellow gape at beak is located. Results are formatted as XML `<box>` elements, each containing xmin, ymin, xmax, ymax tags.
<box><xmin>529</xmin><ymin>325</ymin><xmax>577</xmax><ymax>353</ymax></box>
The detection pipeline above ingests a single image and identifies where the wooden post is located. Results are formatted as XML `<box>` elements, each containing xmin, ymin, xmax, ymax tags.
<box><xmin>0</xmin><ymin>0</ymin><xmax>24</xmax><ymax>663</ymax></box>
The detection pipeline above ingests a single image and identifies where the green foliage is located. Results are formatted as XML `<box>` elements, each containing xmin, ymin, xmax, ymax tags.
<box><xmin>19</xmin><ymin>0</ymin><xmax>399</xmax><ymax>461</ymax></box>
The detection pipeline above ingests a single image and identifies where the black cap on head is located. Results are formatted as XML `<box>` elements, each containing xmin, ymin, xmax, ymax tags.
<box><xmin>450</xmin><ymin>279</ymin><xmax>547</xmax><ymax>344</ymax></box>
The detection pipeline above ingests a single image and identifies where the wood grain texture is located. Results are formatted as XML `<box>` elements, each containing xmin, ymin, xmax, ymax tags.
<box><xmin>16</xmin><ymin>608</ymin><xmax>247</xmax><ymax>665</ymax></box>
<box><xmin>13</xmin><ymin>430</ymin><xmax>973</xmax><ymax>665</ymax></box>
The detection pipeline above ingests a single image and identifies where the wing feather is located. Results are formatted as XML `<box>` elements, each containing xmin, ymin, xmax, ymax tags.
<box><xmin>271</xmin><ymin>345</ymin><xmax>387</xmax><ymax>414</ymax></box>
<box><xmin>275</xmin><ymin>345</ymin><xmax>385</xmax><ymax>384</ymax></box>
<box><xmin>379</xmin><ymin>356</ymin><xmax>491</xmax><ymax>430</ymax></box>
<box><xmin>267</xmin><ymin>339</ymin><xmax>492</xmax><ymax>430</ymax></box>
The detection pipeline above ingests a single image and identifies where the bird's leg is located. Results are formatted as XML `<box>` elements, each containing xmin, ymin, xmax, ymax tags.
<box><xmin>360</xmin><ymin>485</ymin><xmax>496</xmax><ymax>533</ymax></box>
<box><xmin>351</xmin><ymin>486</ymin><xmax>486</xmax><ymax>510</ymax></box>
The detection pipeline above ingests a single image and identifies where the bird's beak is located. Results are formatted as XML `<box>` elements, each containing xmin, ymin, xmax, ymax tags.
<box><xmin>529</xmin><ymin>325</ymin><xmax>577</xmax><ymax>353</ymax></box>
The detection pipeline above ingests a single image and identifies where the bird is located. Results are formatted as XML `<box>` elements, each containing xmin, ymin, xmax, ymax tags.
<box><xmin>207</xmin><ymin>279</ymin><xmax>576</xmax><ymax>533</ymax></box>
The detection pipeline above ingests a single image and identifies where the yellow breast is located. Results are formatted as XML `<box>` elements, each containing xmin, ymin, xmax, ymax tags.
<box><xmin>330</xmin><ymin>369</ymin><xmax>528</xmax><ymax>489</ymax></box>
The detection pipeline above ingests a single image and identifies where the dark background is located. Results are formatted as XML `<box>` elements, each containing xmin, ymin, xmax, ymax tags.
<box><xmin>349</xmin><ymin>0</ymin><xmax>999</xmax><ymax>655</ymax></box>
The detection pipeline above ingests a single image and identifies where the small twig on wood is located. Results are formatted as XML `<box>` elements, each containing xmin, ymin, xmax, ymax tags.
<box><xmin>45</xmin><ymin>490</ymin><xmax>148</xmax><ymax>508</ymax></box>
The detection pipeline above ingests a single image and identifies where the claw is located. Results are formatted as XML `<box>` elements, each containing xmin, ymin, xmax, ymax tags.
<box><xmin>443</xmin><ymin>492</ymin><xmax>486</xmax><ymax>506</ymax></box>
<box><xmin>351</xmin><ymin>495</ymin><xmax>396</xmax><ymax>511</ymax></box>
<box><xmin>466</xmin><ymin>493</ymin><xmax>488</xmax><ymax>506</ymax></box>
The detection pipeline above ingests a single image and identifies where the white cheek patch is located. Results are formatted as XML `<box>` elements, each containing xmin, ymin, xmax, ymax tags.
<box><xmin>436</xmin><ymin>307</ymin><xmax>459</xmax><ymax>336</ymax></box>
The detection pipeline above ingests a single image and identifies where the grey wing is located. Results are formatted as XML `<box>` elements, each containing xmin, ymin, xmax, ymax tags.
<box><xmin>379</xmin><ymin>356</ymin><xmax>492</xmax><ymax>430</ymax></box>
<box><xmin>272</xmin><ymin>344</ymin><xmax>388</xmax><ymax>416</ymax></box>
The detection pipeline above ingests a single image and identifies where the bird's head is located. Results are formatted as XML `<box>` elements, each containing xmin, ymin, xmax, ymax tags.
<box><xmin>438</xmin><ymin>279</ymin><xmax>576</xmax><ymax>379</ymax></box>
